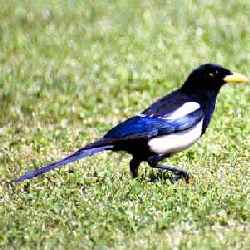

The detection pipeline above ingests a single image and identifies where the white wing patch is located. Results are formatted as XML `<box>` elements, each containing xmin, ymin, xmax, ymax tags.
<box><xmin>148</xmin><ymin>119</ymin><xmax>203</xmax><ymax>155</ymax></box>
<box><xmin>166</xmin><ymin>102</ymin><xmax>200</xmax><ymax>119</ymax></box>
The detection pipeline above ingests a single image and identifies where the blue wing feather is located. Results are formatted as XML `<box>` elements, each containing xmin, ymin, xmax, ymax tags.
<box><xmin>104</xmin><ymin>108</ymin><xmax>203</xmax><ymax>140</ymax></box>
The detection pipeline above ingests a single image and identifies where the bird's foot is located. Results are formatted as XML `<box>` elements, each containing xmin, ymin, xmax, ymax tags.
<box><xmin>157</xmin><ymin>164</ymin><xmax>190</xmax><ymax>183</ymax></box>
<box><xmin>170</xmin><ymin>170</ymin><xmax>190</xmax><ymax>183</ymax></box>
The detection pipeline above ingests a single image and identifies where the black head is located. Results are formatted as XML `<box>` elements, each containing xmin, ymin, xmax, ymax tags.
<box><xmin>182</xmin><ymin>64</ymin><xmax>248</xmax><ymax>93</ymax></box>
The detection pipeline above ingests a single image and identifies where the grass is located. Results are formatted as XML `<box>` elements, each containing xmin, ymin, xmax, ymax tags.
<box><xmin>0</xmin><ymin>0</ymin><xmax>250</xmax><ymax>249</ymax></box>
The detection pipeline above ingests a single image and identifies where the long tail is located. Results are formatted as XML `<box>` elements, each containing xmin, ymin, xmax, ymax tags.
<box><xmin>14</xmin><ymin>141</ymin><xmax>113</xmax><ymax>183</ymax></box>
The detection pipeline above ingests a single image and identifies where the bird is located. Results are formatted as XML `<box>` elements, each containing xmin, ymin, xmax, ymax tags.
<box><xmin>14</xmin><ymin>64</ymin><xmax>248</xmax><ymax>183</ymax></box>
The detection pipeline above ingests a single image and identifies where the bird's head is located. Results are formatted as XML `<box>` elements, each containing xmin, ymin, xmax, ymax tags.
<box><xmin>182</xmin><ymin>64</ymin><xmax>248</xmax><ymax>93</ymax></box>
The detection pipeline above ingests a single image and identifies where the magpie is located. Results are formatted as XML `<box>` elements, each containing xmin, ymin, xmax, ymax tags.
<box><xmin>14</xmin><ymin>64</ymin><xmax>248</xmax><ymax>183</ymax></box>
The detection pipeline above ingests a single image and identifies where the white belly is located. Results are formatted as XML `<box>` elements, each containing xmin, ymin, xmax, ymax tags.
<box><xmin>148</xmin><ymin>120</ymin><xmax>203</xmax><ymax>155</ymax></box>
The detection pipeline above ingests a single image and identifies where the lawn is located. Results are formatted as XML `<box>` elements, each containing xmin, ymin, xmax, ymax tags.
<box><xmin>0</xmin><ymin>0</ymin><xmax>250</xmax><ymax>249</ymax></box>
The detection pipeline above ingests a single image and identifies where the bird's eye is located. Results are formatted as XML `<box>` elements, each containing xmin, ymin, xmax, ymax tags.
<box><xmin>209</xmin><ymin>70</ymin><xmax>218</xmax><ymax>77</ymax></box>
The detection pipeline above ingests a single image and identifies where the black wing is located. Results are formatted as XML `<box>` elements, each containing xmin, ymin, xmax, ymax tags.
<box><xmin>143</xmin><ymin>89</ymin><xmax>192</xmax><ymax>117</ymax></box>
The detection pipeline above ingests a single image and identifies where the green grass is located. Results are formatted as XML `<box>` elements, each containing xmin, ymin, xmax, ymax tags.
<box><xmin>1</xmin><ymin>0</ymin><xmax>250</xmax><ymax>249</ymax></box>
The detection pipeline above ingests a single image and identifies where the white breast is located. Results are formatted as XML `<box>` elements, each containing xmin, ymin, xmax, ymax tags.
<box><xmin>166</xmin><ymin>102</ymin><xmax>200</xmax><ymax>119</ymax></box>
<box><xmin>148</xmin><ymin>119</ymin><xmax>203</xmax><ymax>155</ymax></box>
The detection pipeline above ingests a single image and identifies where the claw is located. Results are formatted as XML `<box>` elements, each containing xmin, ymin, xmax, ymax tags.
<box><xmin>171</xmin><ymin>171</ymin><xmax>190</xmax><ymax>183</ymax></box>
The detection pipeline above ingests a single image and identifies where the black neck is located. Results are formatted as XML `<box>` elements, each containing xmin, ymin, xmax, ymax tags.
<box><xmin>181</xmin><ymin>86</ymin><xmax>221</xmax><ymax>133</ymax></box>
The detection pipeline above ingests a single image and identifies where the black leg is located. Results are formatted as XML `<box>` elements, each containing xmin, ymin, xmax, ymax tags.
<box><xmin>129</xmin><ymin>157</ymin><xmax>141</xmax><ymax>178</ymax></box>
<box><xmin>147</xmin><ymin>156</ymin><xmax>190</xmax><ymax>183</ymax></box>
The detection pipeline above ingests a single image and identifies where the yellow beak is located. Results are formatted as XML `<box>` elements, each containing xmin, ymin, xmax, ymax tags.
<box><xmin>223</xmin><ymin>72</ymin><xmax>248</xmax><ymax>84</ymax></box>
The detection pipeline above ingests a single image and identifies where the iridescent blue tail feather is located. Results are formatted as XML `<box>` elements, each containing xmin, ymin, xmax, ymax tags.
<box><xmin>14</xmin><ymin>143</ymin><xmax>113</xmax><ymax>183</ymax></box>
